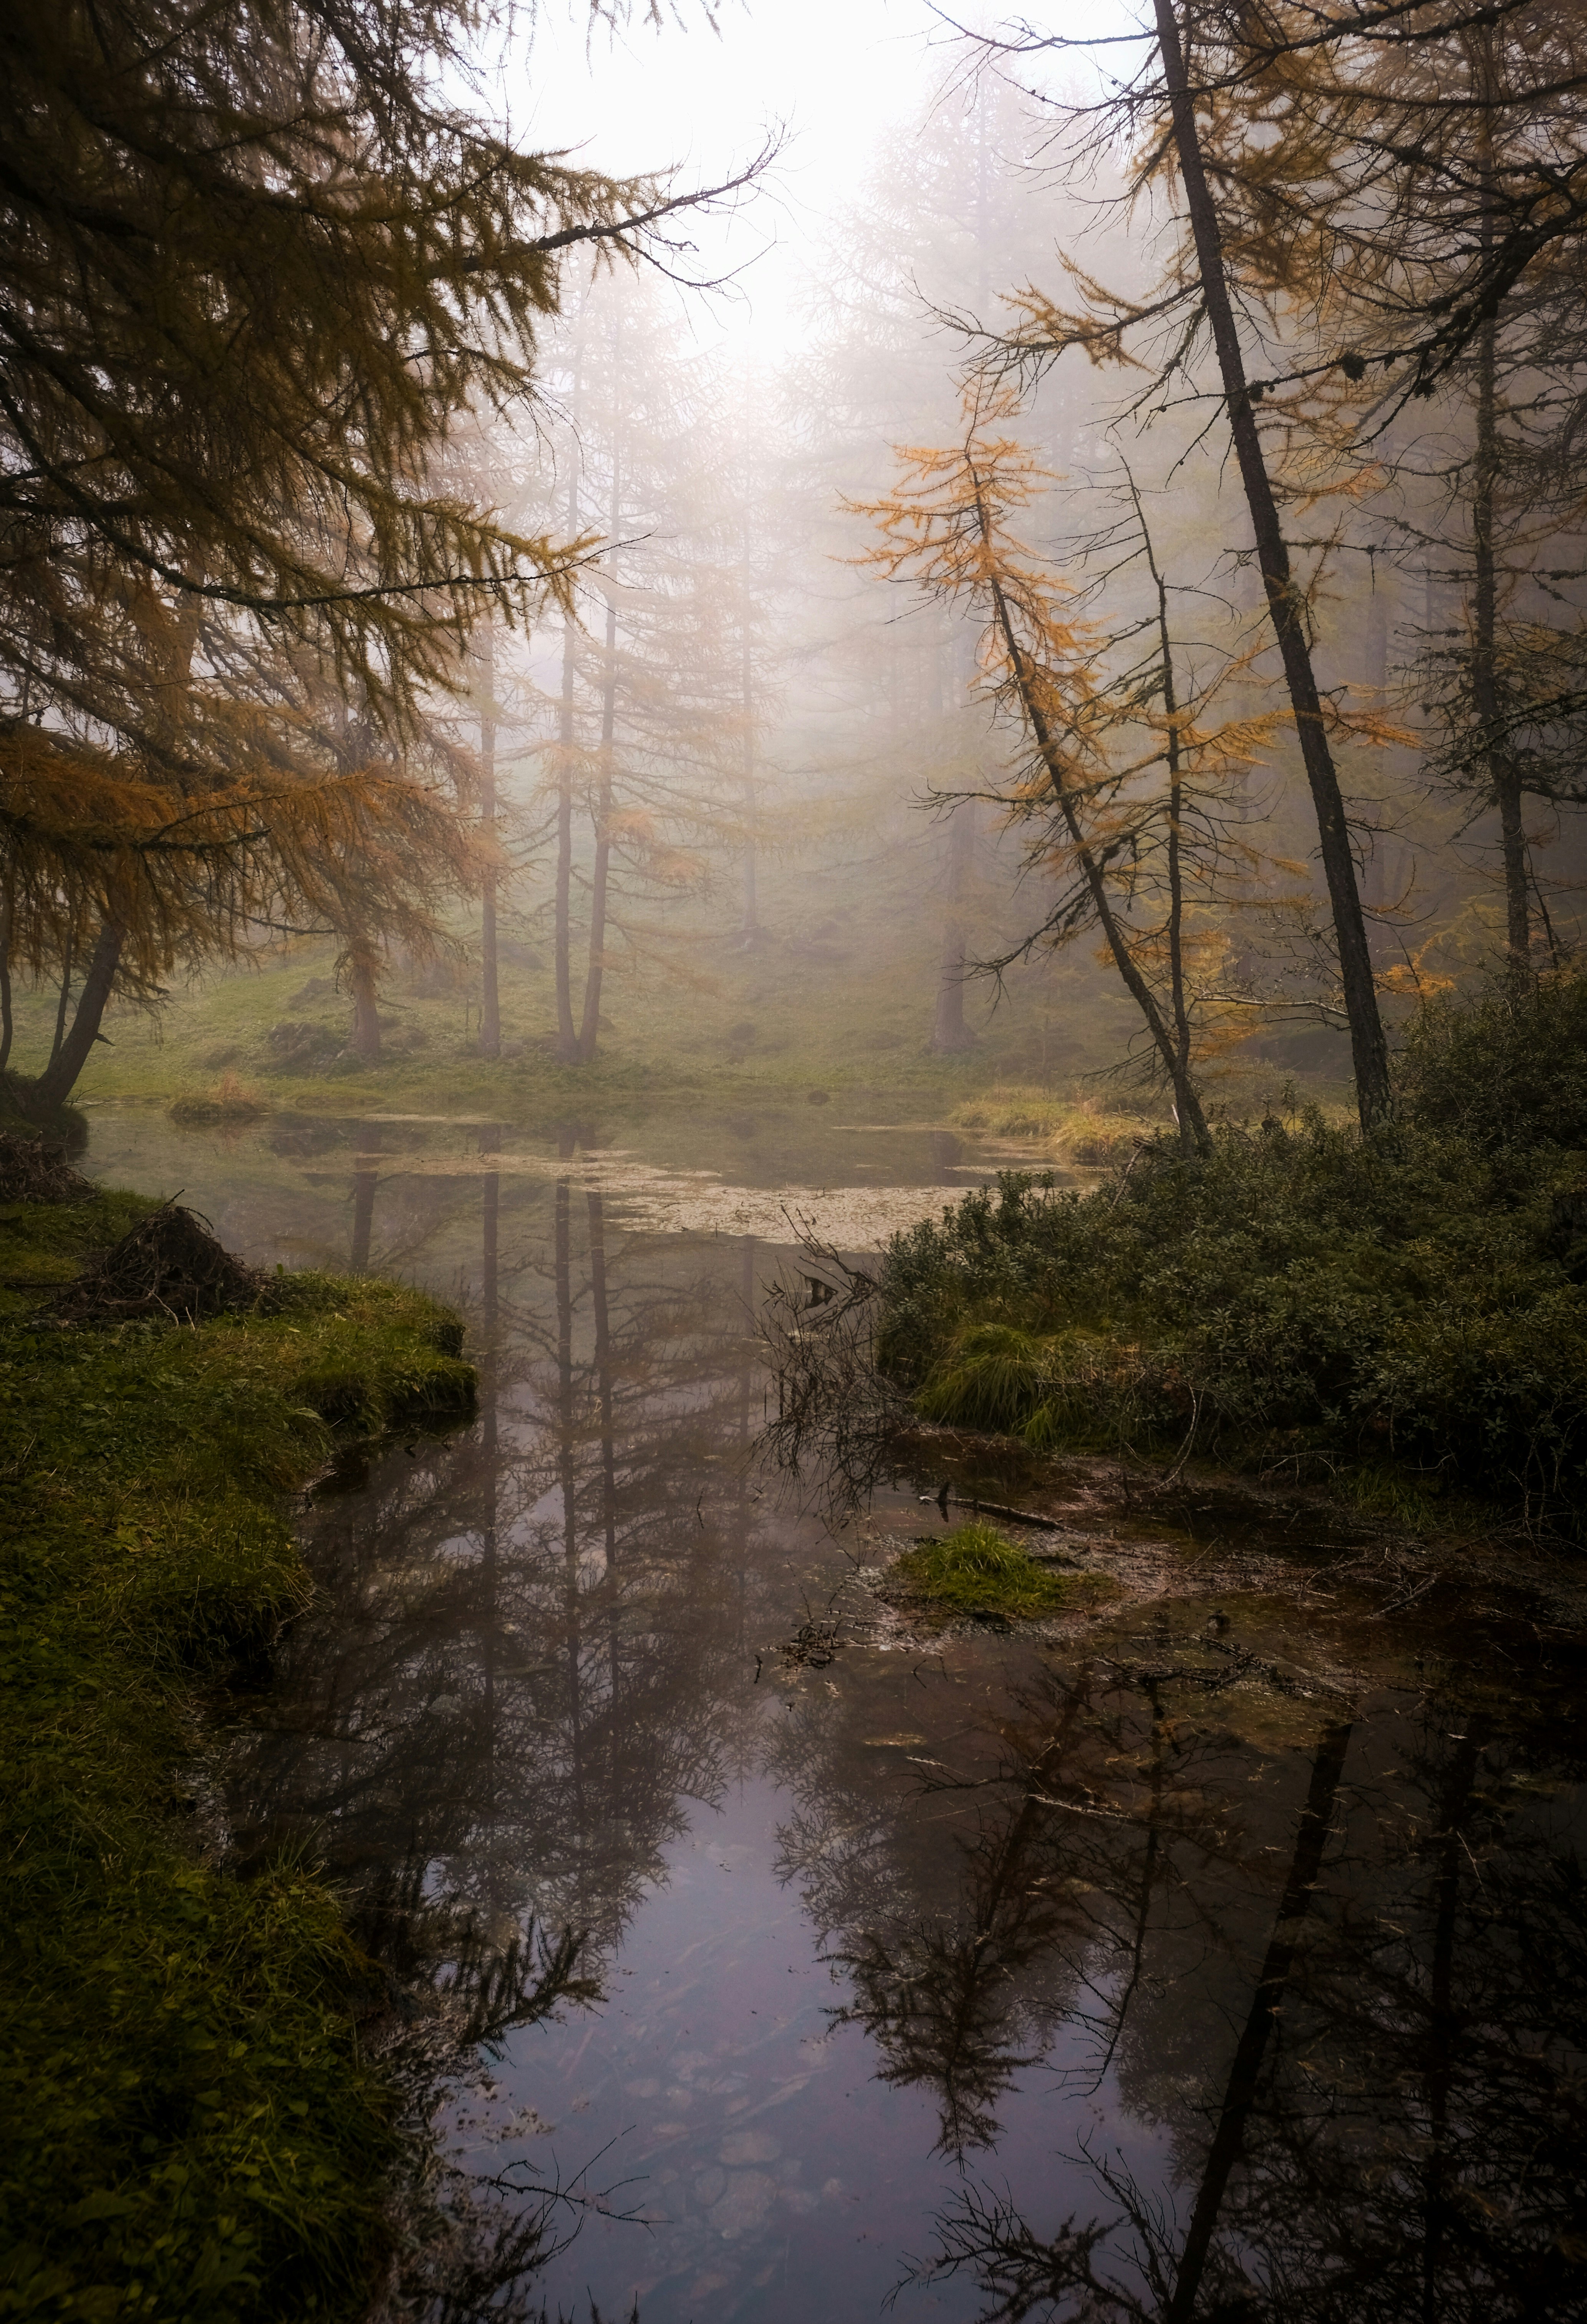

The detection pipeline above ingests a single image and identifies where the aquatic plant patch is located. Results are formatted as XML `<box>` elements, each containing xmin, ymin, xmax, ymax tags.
<box><xmin>0</xmin><ymin>1178</ymin><xmax>474</xmax><ymax>2322</ymax></box>
<box><xmin>888</xmin><ymin>1520</ymin><xmax>1083</xmax><ymax>1621</ymax></box>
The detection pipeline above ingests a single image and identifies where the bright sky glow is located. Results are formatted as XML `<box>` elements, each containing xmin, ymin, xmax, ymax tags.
<box><xmin>499</xmin><ymin>0</ymin><xmax>951</xmax><ymax>355</ymax></box>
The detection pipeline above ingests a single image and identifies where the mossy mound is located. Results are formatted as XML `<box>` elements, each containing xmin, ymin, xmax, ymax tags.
<box><xmin>889</xmin><ymin>1520</ymin><xmax>1081</xmax><ymax>1621</ymax></box>
<box><xmin>0</xmin><ymin>1172</ymin><xmax>475</xmax><ymax>2321</ymax></box>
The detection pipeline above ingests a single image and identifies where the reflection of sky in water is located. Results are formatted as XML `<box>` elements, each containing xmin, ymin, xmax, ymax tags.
<box><xmin>82</xmin><ymin>1106</ymin><xmax>1587</xmax><ymax>2324</ymax></box>
<box><xmin>492</xmin><ymin>1780</ymin><xmax>1141</xmax><ymax>2324</ymax></box>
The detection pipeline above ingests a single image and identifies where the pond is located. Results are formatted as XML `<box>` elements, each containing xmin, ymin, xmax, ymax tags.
<box><xmin>84</xmin><ymin>1100</ymin><xmax>1587</xmax><ymax>2324</ymax></box>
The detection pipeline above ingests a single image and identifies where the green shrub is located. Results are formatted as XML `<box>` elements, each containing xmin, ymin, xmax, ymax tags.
<box><xmin>1396</xmin><ymin>969</ymin><xmax>1587</xmax><ymax>1158</ymax></box>
<box><xmin>877</xmin><ymin>982</ymin><xmax>1587</xmax><ymax>1522</ymax></box>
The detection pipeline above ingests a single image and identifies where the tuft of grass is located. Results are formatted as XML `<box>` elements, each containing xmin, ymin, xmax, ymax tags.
<box><xmin>916</xmin><ymin>1322</ymin><xmax>1055</xmax><ymax>1434</ymax></box>
<box><xmin>890</xmin><ymin>1520</ymin><xmax>1075</xmax><ymax>1620</ymax></box>
<box><xmin>0</xmin><ymin>1179</ymin><xmax>475</xmax><ymax>2322</ymax></box>
<box><xmin>946</xmin><ymin>1087</ymin><xmax>1157</xmax><ymax>1164</ymax></box>
<box><xmin>950</xmin><ymin>1086</ymin><xmax>1073</xmax><ymax>1139</ymax></box>
<box><xmin>168</xmin><ymin>1069</ymin><xmax>271</xmax><ymax>1125</ymax></box>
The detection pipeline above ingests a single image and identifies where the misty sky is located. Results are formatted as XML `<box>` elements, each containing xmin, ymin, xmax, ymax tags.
<box><xmin>509</xmin><ymin>1</ymin><xmax>966</xmax><ymax>353</ymax></box>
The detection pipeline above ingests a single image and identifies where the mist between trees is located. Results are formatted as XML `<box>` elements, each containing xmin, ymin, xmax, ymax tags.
<box><xmin>6</xmin><ymin>2</ymin><xmax>1587</xmax><ymax>1131</ymax></box>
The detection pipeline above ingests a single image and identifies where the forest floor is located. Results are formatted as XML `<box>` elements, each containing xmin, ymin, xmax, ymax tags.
<box><xmin>3</xmin><ymin>933</ymin><xmax>1357</xmax><ymax>1155</ymax></box>
<box><xmin>0</xmin><ymin>1157</ymin><xmax>475</xmax><ymax>2323</ymax></box>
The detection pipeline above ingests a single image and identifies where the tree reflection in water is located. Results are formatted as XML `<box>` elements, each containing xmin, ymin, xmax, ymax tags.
<box><xmin>789</xmin><ymin>1620</ymin><xmax>1587</xmax><ymax>2323</ymax></box>
<box><xmin>220</xmin><ymin>1126</ymin><xmax>1587</xmax><ymax>2322</ymax></box>
<box><xmin>225</xmin><ymin>1138</ymin><xmax>768</xmax><ymax>2307</ymax></box>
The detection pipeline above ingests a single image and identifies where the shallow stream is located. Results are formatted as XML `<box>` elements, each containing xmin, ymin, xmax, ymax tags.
<box><xmin>85</xmin><ymin>1101</ymin><xmax>1587</xmax><ymax>2324</ymax></box>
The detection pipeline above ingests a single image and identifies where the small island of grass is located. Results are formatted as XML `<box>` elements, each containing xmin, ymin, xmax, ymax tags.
<box><xmin>888</xmin><ymin>1519</ymin><xmax>1110</xmax><ymax>1622</ymax></box>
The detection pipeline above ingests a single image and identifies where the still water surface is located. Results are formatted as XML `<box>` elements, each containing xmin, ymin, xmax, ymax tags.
<box><xmin>86</xmin><ymin>1103</ymin><xmax>1587</xmax><ymax>2323</ymax></box>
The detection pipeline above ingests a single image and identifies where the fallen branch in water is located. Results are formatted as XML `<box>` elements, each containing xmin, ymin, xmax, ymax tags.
<box><xmin>759</xmin><ymin>1230</ymin><xmax>905</xmax><ymax>1524</ymax></box>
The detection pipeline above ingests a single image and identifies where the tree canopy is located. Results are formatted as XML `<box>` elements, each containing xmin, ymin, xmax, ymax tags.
<box><xmin>0</xmin><ymin>0</ymin><xmax>752</xmax><ymax>1104</ymax></box>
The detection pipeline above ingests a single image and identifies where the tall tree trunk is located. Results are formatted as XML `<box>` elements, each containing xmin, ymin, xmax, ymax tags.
<box><xmin>742</xmin><ymin>785</ymin><xmax>760</xmax><ymax>941</ymax></box>
<box><xmin>554</xmin><ymin>604</ymin><xmax>579</xmax><ymax>1063</ymax></box>
<box><xmin>1467</xmin><ymin>61</ymin><xmax>1529</xmax><ymax>979</ymax></box>
<box><xmin>0</xmin><ymin>885</ymin><xmax>13</xmax><ymax>1074</ymax></box>
<box><xmin>578</xmin><ymin>588</ymin><xmax>618</xmax><ymax>1062</ymax></box>
<box><xmin>29</xmin><ymin>916</ymin><xmax>125</xmax><ymax>1113</ymax></box>
<box><xmin>740</xmin><ymin>545</ymin><xmax>761</xmax><ymax>946</ymax></box>
<box><xmin>348</xmin><ymin>947</ymin><xmax>381</xmax><ymax>1062</ymax></box>
<box><xmin>1153</xmin><ymin>0</ymin><xmax>1390</xmax><ymax>1131</ymax></box>
<box><xmin>932</xmin><ymin>632</ymin><xmax>977</xmax><ymax>1054</ymax></box>
<box><xmin>553</xmin><ymin>365</ymin><xmax>583</xmax><ymax>1065</ymax></box>
<box><xmin>1163</xmin><ymin>634</ymin><xmax>1195</xmax><ymax>1155</ymax></box>
<box><xmin>49</xmin><ymin>912</ymin><xmax>75</xmax><ymax>1067</ymax></box>
<box><xmin>477</xmin><ymin>624</ymin><xmax>501</xmax><ymax>1058</ymax></box>
<box><xmin>932</xmin><ymin>803</ymin><xmax>977</xmax><ymax>1052</ymax></box>
<box><xmin>980</xmin><ymin>504</ymin><xmax>1213</xmax><ymax>1153</ymax></box>
<box><xmin>1165</xmin><ymin>1719</ymin><xmax>1353</xmax><ymax>2324</ymax></box>
<box><xmin>577</xmin><ymin>428</ymin><xmax>623</xmax><ymax>1063</ymax></box>
<box><xmin>1132</xmin><ymin>474</ymin><xmax>1203</xmax><ymax>1153</ymax></box>
<box><xmin>29</xmin><ymin>566</ymin><xmax>209</xmax><ymax>1116</ymax></box>
<box><xmin>1367</xmin><ymin>580</ymin><xmax>1390</xmax><ymax>696</ymax></box>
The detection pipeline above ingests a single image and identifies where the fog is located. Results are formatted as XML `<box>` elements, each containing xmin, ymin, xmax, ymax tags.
<box><xmin>436</xmin><ymin>2</ymin><xmax>1587</xmax><ymax>1119</ymax></box>
<box><xmin>11</xmin><ymin>0</ymin><xmax>1586</xmax><ymax>1118</ymax></box>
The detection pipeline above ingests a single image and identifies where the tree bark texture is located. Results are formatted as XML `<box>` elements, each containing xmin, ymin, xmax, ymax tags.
<box><xmin>1153</xmin><ymin>0</ymin><xmax>1391</xmax><ymax>1130</ymax></box>
<box><xmin>29</xmin><ymin>917</ymin><xmax>125</xmax><ymax>1112</ymax></box>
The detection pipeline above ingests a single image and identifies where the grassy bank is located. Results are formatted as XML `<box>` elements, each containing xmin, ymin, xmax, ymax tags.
<box><xmin>0</xmin><ymin>902</ymin><xmax>1356</xmax><ymax>1133</ymax></box>
<box><xmin>875</xmin><ymin>977</ymin><xmax>1587</xmax><ymax>1532</ymax></box>
<box><xmin>0</xmin><ymin>1174</ymin><xmax>474</xmax><ymax>2321</ymax></box>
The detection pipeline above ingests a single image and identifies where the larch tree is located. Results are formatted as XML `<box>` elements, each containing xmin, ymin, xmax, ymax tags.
<box><xmin>532</xmin><ymin>274</ymin><xmax>751</xmax><ymax>1064</ymax></box>
<box><xmin>850</xmin><ymin>389</ymin><xmax>1289</xmax><ymax>1151</ymax></box>
<box><xmin>1309</xmin><ymin>9</ymin><xmax>1587</xmax><ymax>976</ymax></box>
<box><xmin>790</xmin><ymin>68</ymin><xmax>1082</xmax><ymax>1056</ymax></box>
<box><xmin>963</xmin><ymin>1</ymin><xmax>1587</xmax><ymax>1111</ymax></box>
<box><xmin>0</xmin><ymin>0</ymin><xmax>758</xmax><ymax>1107</ymax></box>
<box><xmin>959</xmin><ymin>5</ymin><xmax>1393</xmax><ymax>1123</ymax></box>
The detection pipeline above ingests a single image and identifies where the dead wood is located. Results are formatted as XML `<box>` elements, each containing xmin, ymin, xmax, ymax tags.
<box><xmin>51</xmin><ymin>1201</ymin><xmax>270</xmax><ymax>1324</ymax></box>
<box><xmin>0</xmin><ymin>1131</ymin><xmax>95</xmax><ymax>1206</ymax></box>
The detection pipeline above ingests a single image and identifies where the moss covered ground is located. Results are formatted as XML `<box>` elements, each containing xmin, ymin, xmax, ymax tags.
<box><xmin>887</xmin><ymin>1521</ymin><xmax>1109</xmax><ymax>1621</ymax></box>
<box><xmin>0</xmin><ymin>1180</ymin><xmax>475</xmax><ymax>2322</ymax></box>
